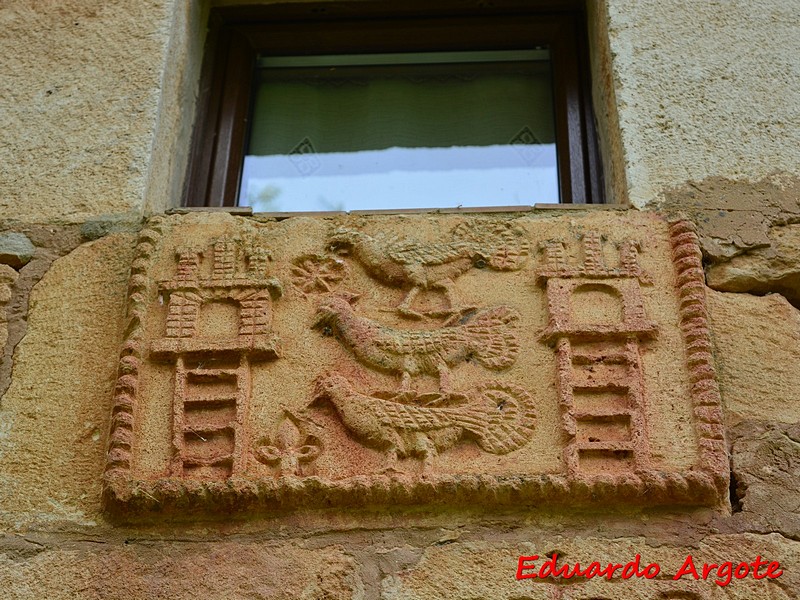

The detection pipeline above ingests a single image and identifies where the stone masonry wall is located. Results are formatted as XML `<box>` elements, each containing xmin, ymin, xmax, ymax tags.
<box><xmin>0</xmin><ymin>1</ymin><xmax>798</xmax><ymax>599</ymax></box>
<box><xmin>0</xmin><ymin>0</ymin><xmax>204</xmax><ymax>224</ymax></box>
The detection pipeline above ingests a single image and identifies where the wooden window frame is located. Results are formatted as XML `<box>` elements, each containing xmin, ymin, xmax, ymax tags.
<box><xmin>184</xmin><ymin>1</ymin><xmax>602</xmax><ymax>208</ymax></box>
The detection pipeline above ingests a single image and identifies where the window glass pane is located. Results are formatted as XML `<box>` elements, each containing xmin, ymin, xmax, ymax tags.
<box><xmin>239</xmin><ymin>49</ymin><xmax>558</xmax><ymax>212</ymax></box>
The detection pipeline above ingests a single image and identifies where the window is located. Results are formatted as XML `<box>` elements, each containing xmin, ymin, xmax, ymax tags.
<box><xmin>185</xmin><ymin>2</ymin><xmax>601</xmax><ymax>211</ymax></box>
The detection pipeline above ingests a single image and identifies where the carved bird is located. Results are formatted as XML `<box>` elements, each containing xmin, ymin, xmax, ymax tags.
<box><xmin>328</xmin><ymin>222</ymin><xmax>529</xmax><ymax>318</ymax></box>
<box><xmin>313</xmin><ymin>373</ymin><xmax>536</xmax><ymax>469</ymax></box>
<box><xmin>313</xmin><ymin>295</ymin><xmax>520</xmax><ymax>394</ymax></box>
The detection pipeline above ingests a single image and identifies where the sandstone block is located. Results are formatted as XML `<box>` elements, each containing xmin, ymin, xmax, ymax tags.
<box><xmin>660</xmin><ymin>175</ymin><xmax>800</xmax><ymax>261</ymax></box>
<box><xmin>706</xmin><ymin>224</ymin><xmax>800</xmax><ymax>306</ymax></box>
<box><xmin>607</xmin><ymin>0</ymin><xmax>800</xmax><ymax>207</ymax></box>
<box><xmin>724</xmin><ymin>420</ymin><xmax>800</xmax><ymax>541</ymax></box>
<box><xmin>0</xmin><ymin>541</ymin><xmax>363</xmax><ymax>600</ymax></box>
<box><xmin>706</xmin><ymin>290</ymin><xmax>800</xmax><ymax>423</ymax></box>
<box><xmin>0</xmin><ymin>1</ymin><xmax>178</xmax><ymax>223</ymax></box>
<box><xmin>0</xmin><ymin>233</ymin><xmax>136</xmax><ymax>529</ymax></box>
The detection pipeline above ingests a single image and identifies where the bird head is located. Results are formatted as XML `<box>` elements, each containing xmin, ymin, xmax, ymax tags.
<box><xmin>312</xmin><ymin>372</ymin><xmax>352</xmax><ymax>402</ymax></box>
<box><xmin>312</xmin><ymin>292</ymin><xmax>361</xmax><ymax>330</ymax></box>
<box><xmin>328</xmin><ymin>228</ymin><xmax>363</xmax><ymax>255</ymax></box>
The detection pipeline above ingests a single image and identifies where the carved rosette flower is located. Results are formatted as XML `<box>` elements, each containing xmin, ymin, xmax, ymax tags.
<box><xmin>290</xmin><ymin>254</ymin><xmax>347</xmax><ymax>295</ymax></box>
<box><xmin>255</xmin><ymin>411</ymin><xmax>322</xmax><ymax>476</ymax></box>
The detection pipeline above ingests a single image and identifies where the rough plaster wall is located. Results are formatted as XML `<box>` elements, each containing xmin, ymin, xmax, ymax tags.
<box><xmin>606</xmin><ymin>0</ymin><xmax>800</xmax><ymax>207</ymax></box>
<box><xmin>0</xmin><ymin>0</ymin><xmax>183</xmax><ymax>224</ymax></box>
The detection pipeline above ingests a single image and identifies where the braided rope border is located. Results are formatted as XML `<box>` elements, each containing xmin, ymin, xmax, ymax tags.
<box><xmin>668</xmin><ymin>219</ymin><xmax>728</xmax><ymax>494</ymax></box>
<box><xmin>107</xmin><ymin>470</ymin><xmax>721</xmax><ymax>517</ymax></box>
<box><xmin>103</xmin><ymin>216</ymin><xmax>165</xmax><ymax>504</ymax></box>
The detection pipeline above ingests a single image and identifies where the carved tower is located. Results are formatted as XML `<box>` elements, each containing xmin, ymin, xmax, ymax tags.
<box><xmin>537</xmin><ymin>231</ymin><xmax>657</xmax><ymax>478</ymax></box>
<box><xmin>151</xmin><ymin>236</ymin><xmax>282</xmax><ymax>480</ymax></box>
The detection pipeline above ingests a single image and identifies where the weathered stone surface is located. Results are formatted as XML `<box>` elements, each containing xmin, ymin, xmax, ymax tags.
<box><xmin>382</xmin><ymin>534</ymin><xmax>800</xmax><ymax>599</ymax></box>
<box><xmin>707</xmin><ymin>224</ymin><xmax>800</xmax><ymax>306</ymax></box>
<box><xmin>706</xmin><ymin>289</ymin><xmax>800</xmax><ymax>424</ymax></box>
<box><xmin>0</xmin><ymin>224</ymin><xmax>86</xmax><ymax>400</ymax></box>
<box><xmin>0</xmin><ymin>541</ymin><xmax>363</xmax><ymax>600</ymax></box>
<box><xmin>104</xmin><ymin>212</ymin><xmax>726</xmax><ymax>516</ymax></box>
<box><xmin>607</xmin><ymin>0</ymin><xmax>800</xmax><ymax>207</ymax></box>
<box><xmin>721</xmin><ymin>421</ymin><xmax>800</xmax><ymax>541</ymax></box>
<box><xmin>0</xmin><ymin>534</ymin><xmax>45</xmax><ymax>561</ymax></box>
<box><xmin>0</xmin><ymin>0</ymin><xmax>195</xmax><ymax>223</ymax></box>
<box><xmin>79</xmin><ymin>215</ymin><xmax>143</xmax><ymax>242</ymax></box>
<box><xmin>0</xmin><ymin>233</ymin><xmax>136</xmax><ymax>529</ymax></box>
<box><xmin>660</xmin><ymin>176</ymin><xmax>800</xmax><ymax>261</ymax></box>
<box><xmin>0</xmin><ymin>233</ymin><xmax>35</xmax><ymax>268</ymax></box>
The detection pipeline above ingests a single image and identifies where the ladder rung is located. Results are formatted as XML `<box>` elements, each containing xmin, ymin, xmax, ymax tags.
<box><xmin>183</xmin><ymin>394</ymin><xmax>238</xmax><ymax>405</ymax></box>
<box><xmin>572</xmin><ymin>353</ymin><xmax>630</xmax><ymax>365</ymax></box>
<box><xmin>572</xmin><ymin>382</ymin><xmax>629</xmax><ymax>393</ymax></box>
<box><xmin>187</xmin><ymin>368</ymin><xmax>239</xmax><ymax>380</ymax></box>
<box><xmin>575</xmin><ymin>409</ymin><xmax>632</xmax><ymax>420</ymax></box>
<box><xmin>576</xmin><ymin>441</ymin><xmax>633</xmax><ymax>452</ymax></box>
<box><xmin>184</xmin><ymin>423</ymin><xmax>234</xmax><ymax>435</ymax></box>
<box><xmin>182</xmin><ymin>453</ymin><xmax>233</xmax><ymax>467</ymax></box>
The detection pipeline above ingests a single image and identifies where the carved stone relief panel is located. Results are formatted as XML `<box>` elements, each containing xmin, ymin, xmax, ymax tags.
<box><xmin>103</xmin><ymin>212</ymin><xmax>726</xmax><ymax>515</ymax></box>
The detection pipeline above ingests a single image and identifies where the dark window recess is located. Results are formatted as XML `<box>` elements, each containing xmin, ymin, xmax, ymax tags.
<box><xmin>185</xmin><ymin>2</ymin><xmax>602</xmax><ymax>211</ymax></box>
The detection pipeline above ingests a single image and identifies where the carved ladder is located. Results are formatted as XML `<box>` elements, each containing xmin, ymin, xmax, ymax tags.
<box><xmin>555</xmin><ymin>337</ymin><xmax>651</xmax><ymax>477</ymax></box>
<box><xmin>171</xmin><ymin>354</ymin><xmax>250</xmax><ymax>479</ymax></box>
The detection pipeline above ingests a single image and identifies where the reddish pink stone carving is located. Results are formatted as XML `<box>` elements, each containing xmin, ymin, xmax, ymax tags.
<box><xmin>536</xmin><ymin>231</ymin><xmax>656</xmax><ymax>477</ymax></box>
<box><xmin>151</xmin><ymin>236</ymin><xmax>282</xmax><ymax>480</ymax></box>
<box><xmin>313</xmin><ymin>374</ymin><xmax>535</xmax><ymax>471</ymax></box>
<box><xmin>102</xmin><ymin>215</ymin><xmax>728</xmax><ymax>518</ymax></box>
<box><xmin>328</xmin><ymin>221</ymin><xmax>529</xmax><ymax>318</ymax></box>
<box><xmin>313</xmin><ymin>294</ymin><xmax>519</xmax><ymax>394</ymax></box>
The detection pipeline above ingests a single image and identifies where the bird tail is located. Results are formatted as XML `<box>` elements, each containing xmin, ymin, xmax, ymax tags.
<box><xmin>451</xmin><ymin>221</ymin><xmax>530</xmax><ymax>270</ymax></box>
<box><xmin>451</xmin><ymin>382</ymin><xmax>536</xmax><ymax>454</ymax></box>
<box><xmin>462</xmin><ymin>306</ymin><xmax>520</xmax><ymax>369</ymax></box>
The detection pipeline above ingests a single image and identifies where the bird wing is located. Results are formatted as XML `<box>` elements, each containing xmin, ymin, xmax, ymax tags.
<box><xmin>373</xmin><ymin>324</ymin><xmax>467</xmax><ymax>356</ymax></box>
<box><xmin>375</xmin><ymin>398</ymin><xmax>457</xmax><ymax>431</ymax></box>
<box><xmin>386</xmin><ymin>239</ymin><xmax>475</xmax><ymax>265</ymax></box>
